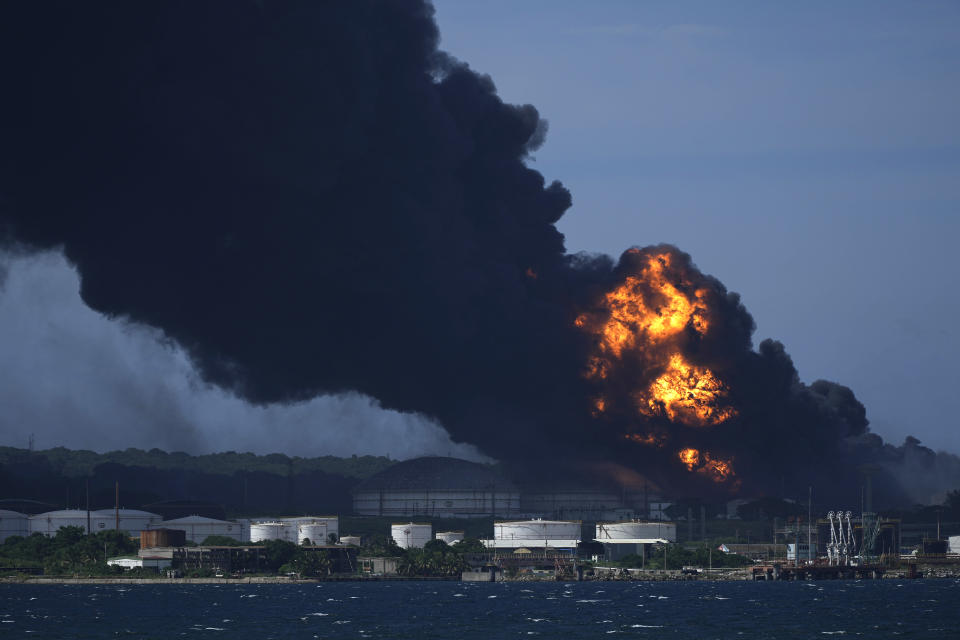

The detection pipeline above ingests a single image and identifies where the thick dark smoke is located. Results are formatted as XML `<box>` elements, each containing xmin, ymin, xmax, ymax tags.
<box><xmin>0</xmin><ymin>0</ymin><xmax>954</xmax><ymax>505</ymax></box>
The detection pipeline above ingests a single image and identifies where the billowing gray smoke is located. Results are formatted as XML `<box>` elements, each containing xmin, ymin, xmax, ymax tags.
<box><xmin>0</xmin><ymin>0</ymin><xmax>954</xmax><ymax>505</ymax></box>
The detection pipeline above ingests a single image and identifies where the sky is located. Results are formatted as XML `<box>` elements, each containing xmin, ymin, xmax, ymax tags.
<box><xmin>0</xmin><ymin>1</ymin><xmax>958</xmax><ymax>457</ymax></box>
<box><xmin>432</xmin><ymin>0</ymin><xmax>960</xmax><ymax>452</ymax></box>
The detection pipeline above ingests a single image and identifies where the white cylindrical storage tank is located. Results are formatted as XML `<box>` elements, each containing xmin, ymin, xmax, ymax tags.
<box><xmin>596</xmin><ymin>521</ymin><xmax>677</xmax><ymax>542</ymax></box>
<box><xmin>297</xmin><ymin>522</ymin><xmax>328</xmax><ymax>545</ymax></box>
<box><xmin>391</xmin><ymin>523</ymin><xmax>432</xmax><ymax>549</ymax></box>
<box><xmin>495</xmin><ymin>519</ymin><xmax>581</xmax><ymax>542</ymax></box>
<box><xmin>282</xmin><ymin>516</ymin><xmax>339</xmax><ymax>539</ymax></box>
<box><xmin>249</xmin><ymin>522</ymin><xmax>287</xmax><ymax>543</ymax></box>
<box><xmin>92</xmin><ymin>509</ymin><xmax>162</xmax><ymax>534</ymax></box>
<box><xmin>339</xmin><ymin>535</ymin><xmax>361</xmax><ymax>546</ymax></box>
<box><xmin>0</xmin><ymin>510</ymin><xmax>29</xmax><ymax>543</ymax></box>
<box><xmin>29</xmin><ymin>510</ymin><xmax>110</xmax><ymax>536</ymax></box>
<box><xmin>435</xmin><ymin>531</ymin><xmax>464</xmax><ymax>545</ymax></box>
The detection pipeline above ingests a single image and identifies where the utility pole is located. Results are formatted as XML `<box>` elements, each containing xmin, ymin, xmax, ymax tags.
<box><xmin>808</xmin><ymin>486</ymin><xmax>812</xmax><ymax>564</ymax></box>
<box><xmin>86</xmin><ymin>480</ymin><xmax>91</xmax><ymax>535</ymax></box>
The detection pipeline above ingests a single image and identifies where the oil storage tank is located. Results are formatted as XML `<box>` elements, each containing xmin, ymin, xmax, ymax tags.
<box><xmin>29</xmin><ymin>510</ymin><xmax>108</xmax><ymax>536</ymax></box>
<box><xmin>297</xmin><ymin>522</ymin><xmax>328</xmax><ymax>545</ymax></box>
<box><xmin>150</xmin><ymin>516</ymin><xmax>244</xmax><ymax>543</ymax></box>
<box><xmin>92</xmin><ymin>509</ymin><xmax>162</xmax><ymax>534</ymax></box>
<box><xmin>249</xmin><ymin>521</ymin><xmax>288</xmax><ymax>543</ymax></box>
<box><xmin>487</xmin><ymin>519</ymin><xmax>581</xmax><ymax>549</ymax></box>
<box><xmin>283</xmin><ymin>516</ymin><xmax>338</xmax><ymax>540</ymax></box>
<box><xmin>595</xmin><ymin>520</ymin><xmax>677</xmax><ymax>561</ymax></box>
<box><xmin>0</xmin><ymin>510</ymin><xmax>28</xmax><ymax>543</ymax></box>
<box><xmin>391</xmin><ymin>523</ymin><xmax>432</xmax><ymax>549</ymax></box>
<box><xmin>595</xmin><ymin>521</ymin><xmax>677</xmax><ymax>543</ymax></box>
<box><xmin>140</xmin><ymin>528</ymin><xmax>187</xmax><ymax>548</ymax></box>
<box><xmin>353</xmin><ymin>457</ymin><xmax>519</xmax><ymax>518</ymax></box>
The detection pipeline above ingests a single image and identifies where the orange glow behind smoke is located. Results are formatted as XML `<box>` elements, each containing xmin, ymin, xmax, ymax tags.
<box><xmin>700</xmin><ymin>454</ymin><xmax>735</xmax><ymax>484</ymax></box>
<box><xmin>638</xmin><ymin>354</ymin><xmax>736</xmax><ymax>425</ymax></box>
<box><xmin>625</xmin><ymin>432</ymin><xmax>665</xmax><ymax>447</ymax></box>
<box><xmin>677</xmin><ymin>448</ymin><xmax>737</xmax><ymax>485</ymax></box>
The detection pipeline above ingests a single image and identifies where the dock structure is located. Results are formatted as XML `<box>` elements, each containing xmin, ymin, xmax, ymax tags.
<box><xmin>751</xmin><ymin>562</ymin><xmax>886</xmax><ymax>580</ymax></box>
<box><xmin>463</xmin><ymin>551</ymin><xmax>582</xmax><ymax>580</ymax></box>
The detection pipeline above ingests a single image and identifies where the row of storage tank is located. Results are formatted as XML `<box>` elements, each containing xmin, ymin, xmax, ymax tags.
<box><xmin>389</xmin><ymin>519</ymin><xmax>678</xmax><ymax>550</ymax></box>
<box><xmin>0</xmin><ymin>508</ymin><xmax>340</xmax><ymax>546</ymax></box>
<box><xmin>1</xmin><ymin>508</ymin><xmax>676</xmax><ymax>551</ymax></box>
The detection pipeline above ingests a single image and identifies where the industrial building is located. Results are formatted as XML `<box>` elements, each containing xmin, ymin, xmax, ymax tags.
<box><xmin>482</xmin><ymin>519</ymin><xmax>581</xmax><ymax>550</ymax></box>
<box><xmin>595</xmin><ymin>520</ymin><xmax>677</xmax><ymax>561</ymax></box>
<box><xmin>353</xmin><ymin>457</ymin><xmax>520</xmax><ymax>518</ymax></box>
<box><xmin>391</xmin><ymin>522</ymin><xmax>432</xmax><ymax>549</ymax></box>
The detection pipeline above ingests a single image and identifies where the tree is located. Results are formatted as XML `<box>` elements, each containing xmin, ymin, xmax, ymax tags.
<box><xmin>201</xmin><ymin>535</ymin><xmax>245</xmax><ymax>546</ymax></box>
<box><xmin>262</xmin><ymin>539</ymin><xmax>299</xmax><ymax>572</ymax></box>
<box><xmin>423</xmin><ymin>539</ymin><xmax>448</xmax><ymax>554</ymax></box>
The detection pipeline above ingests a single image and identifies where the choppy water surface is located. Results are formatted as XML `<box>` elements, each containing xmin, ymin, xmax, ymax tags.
<box><xmin>1</xmin><ymin>579</ymin><xmax>958</xmax><ymax>638</ymax></box>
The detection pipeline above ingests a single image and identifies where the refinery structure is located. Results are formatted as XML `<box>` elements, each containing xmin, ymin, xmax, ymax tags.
<box><xmin>2</xmin><ymin>454</ymin><xmax>958</xmax><ymax>580</ymax></box>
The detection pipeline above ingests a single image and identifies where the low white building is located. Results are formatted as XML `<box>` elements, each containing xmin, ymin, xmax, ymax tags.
<box><xmin>949</xmin><ymin>535</ymin><xmax>960</xmax><ymax>555</ymax></box>
<box><xmin>108</xmin><ymin>555</ymin><xmax>171</xmax><ymax>570</ymax></box>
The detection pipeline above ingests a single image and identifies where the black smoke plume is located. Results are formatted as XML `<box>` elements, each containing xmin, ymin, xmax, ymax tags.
<box><xmin>0</xmin><ymin>0</ymin><xmax>954</xmax><ymax>506</ymax></box>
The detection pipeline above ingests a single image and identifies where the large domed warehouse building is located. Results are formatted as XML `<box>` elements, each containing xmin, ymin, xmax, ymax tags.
<box><xmin>352</xmin><ymin>457</ymin><xmax>521</xmax><ymax>518</ymax></box>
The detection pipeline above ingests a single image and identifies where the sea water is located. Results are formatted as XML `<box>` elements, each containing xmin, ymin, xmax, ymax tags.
<box><xmin>1</xmin><ymin>579</ymin><xmax>958</xmax><ymax>638</ymax></box>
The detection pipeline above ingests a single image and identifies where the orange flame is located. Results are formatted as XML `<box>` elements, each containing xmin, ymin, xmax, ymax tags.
<box><xmin>576</xmin><ymin>248</ymin><xmax>735</xmax><ymax>426</ymax></box>
<box><xmin>585</xmin><ymin>253</ymin><xmax>709</xmax><ymax>363</ymax></box>
<box><xmin>678</xmin><ymin>447</ymin><xmax>700</xmax><ymax>470</ymax></box>
<box><xmin>637</xmin><ymin>354</ymin><xmax>736</xmax><ymax>426</ymax></box>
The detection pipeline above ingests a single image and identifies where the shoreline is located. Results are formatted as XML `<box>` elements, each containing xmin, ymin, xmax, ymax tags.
<box><xmin>3</xmin><ymin>567</ymin><xmax>958</xmax><ymax>585</ymax></box>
